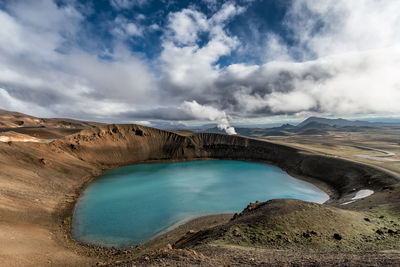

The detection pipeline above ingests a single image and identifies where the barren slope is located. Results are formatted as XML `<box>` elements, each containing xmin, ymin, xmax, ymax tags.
<box><xmin>0</xmin><ymin>123</ymin><xmax>399</xmax><ymax>266</ymax></box>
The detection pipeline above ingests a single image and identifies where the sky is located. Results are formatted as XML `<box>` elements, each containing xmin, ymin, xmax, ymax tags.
<box><xmin>0</xmin><ymin>0</ymin><xmax>400</xmax><ymax>133</ymax></box>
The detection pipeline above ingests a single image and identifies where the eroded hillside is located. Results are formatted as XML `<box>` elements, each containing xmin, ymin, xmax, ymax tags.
<box><xmin>0</xmin><ymin>123</ymin><xmax>399</xmax><ymax>266</ymax></box>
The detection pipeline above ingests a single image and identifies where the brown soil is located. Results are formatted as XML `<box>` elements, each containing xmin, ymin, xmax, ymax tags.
<box><xmin>0</xmin><ymin>118</ymin><xmax>399</xmax><ymax>266</ymax></box>
<box><xmin>0</xmin><ymin>109</ymin><xmax>102</xmax><ymax>129</ymax></box>
<box><xmin>129</xmin><ymin>245</ymin><xmax>400</xmax><ymax>266</ymax></box>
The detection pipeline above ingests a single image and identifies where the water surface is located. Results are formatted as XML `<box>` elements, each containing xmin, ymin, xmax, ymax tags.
<box><xmin>72</xmin><ymin>160</ymin><xmax>329</xmax><ymax>247</ymax></box>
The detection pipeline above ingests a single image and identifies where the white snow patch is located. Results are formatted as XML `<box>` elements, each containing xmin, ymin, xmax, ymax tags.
<box><xmin>341</xmin><ymin>189</ymin><xmax>374</xmax><ymax>205</ymax></box>
<box><xmin>352</xmin><ymin>189</ymin><xmax>374</xmax><ymax>200</ymax></box>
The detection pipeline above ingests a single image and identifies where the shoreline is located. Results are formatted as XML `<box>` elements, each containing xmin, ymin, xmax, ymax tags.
<box><xmin>57</xmin><ymin>157</ymin><xmax>337</xmax><ymax>257</ymax></box>
<box><xmin>56</xmin><ymin>167</ymin><xmax>236</xmax><ymax>261</ymax></box>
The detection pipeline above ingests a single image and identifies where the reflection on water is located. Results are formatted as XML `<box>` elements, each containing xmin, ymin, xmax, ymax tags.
<box><xmin>72</xmin><ymin>160</ymin><xmax>329</xmax><ymax>247</ymax></box>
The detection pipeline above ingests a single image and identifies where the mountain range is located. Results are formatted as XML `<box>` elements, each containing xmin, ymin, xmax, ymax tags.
<box><xmin>1</xmin><ymin>109</ymin><xmax>400</xmax><ymax>138</ymax></box>
<box><xmin>200</xmin><ymin>116</ymin><xmax>400</xmax><ymax>137</ymax></box>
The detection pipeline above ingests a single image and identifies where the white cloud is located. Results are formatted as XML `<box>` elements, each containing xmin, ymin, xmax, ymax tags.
<box><xmin>149</xmin><ymin>23</ymin><xmax>160</xmax><ymax>31</ymax></box>
<box><xmin>202</xmin><ymin>0</ymin><xmax>218</xmax><ymax>11</ymax></box>
<box><xmin>213</xmin><ymin>0</ymin><xmax>400</xmax><ymax>117</ymax></box>
<box><xmin>264</xmin><ymin>33</ymin><xmax>291</xmax><ymax>61</ymax></box>
<box><xmin>65</xmin><ymin>48</ymin><xmax>156</xmax><ymax>103</ymax></box>
<box><xmin>1</xmin><ymin>0</ymin><xmax>400</xmax><ymax>126</ymax></box>
<box><xmin>287</xmin><ymin>0</ymin><xmax>400</xmax><ymax>58</ymax></box>
<box><xmin>7</xmin><ymin>0</ymin><xmax>82</xmax><ymax>34</ymax></box>
<box><xmin>133</xmin><ymin>120</ymin><xmax>151</xmax><ymax>126</ymax></box>
<box><xmin>110</xmin><ymin>0</ymin><xmax>148</xmax><ymax>10</ymax></box>
<box><xmin>161</xmin><ymin>3</ymin><xmax>242</xmax><ymax>93</ymax></box>
<box><xmin>137</xmin><ymin>14</ymin><xmax>146</xmax><ymax>20</ymax></box>
<box><xmin>125</xmin><ymin>23</ymin><xmax>143</xmax><ymax>36</ymax></box>
<box><xmin>0</xmin><ymin>1</ymin><xmax>156</xmax><ymax>120</ymax></box>
<box><xmin>210</xmin><ymin>3</ymin><xmax>244</xmax><ymax>24</ymax></box>
<box><xmin>112</xmin><ymin>16</ymin><xmax>144</xmax><ymax>37</ymax></box>
<box><xmin>230</xmin><ymin>46</ymin><xmax>400</xmax><ymax>115</ymax></box>
<box><xmin>166</xmin><ymin>9</ymin><xmax>209</xmax><ymax>45</ymax></box>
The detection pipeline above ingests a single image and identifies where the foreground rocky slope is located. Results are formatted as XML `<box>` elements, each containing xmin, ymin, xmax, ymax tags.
<box><xmin>177</xmin><ymin>199</ymin><xmax>400</xmax><ymax>251</ymax></box>
<box><xmin>132</xmin><ymin>200</ymin><xmax>400</xmax><ymax>266</ymax></box>
<box><xmin>0</xmin><ymin>123</ymin><xmax>399</xmax><ymax>266</ymax></box>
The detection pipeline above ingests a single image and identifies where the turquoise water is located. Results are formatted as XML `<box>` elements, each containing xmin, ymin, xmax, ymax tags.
<box><xmin>72</xmin><ymin>160</ymin><xmax>329</xmax><ymax>248</ymax></box>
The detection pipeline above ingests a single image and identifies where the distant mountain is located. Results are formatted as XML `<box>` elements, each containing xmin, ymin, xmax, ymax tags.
<box><xmin>202</xmin><ymin>126</ymin><xmax>294</xmax><ymax>137</ymax></box>
<box><xmin>298</xmin><ymin>121</ymin><xmax>336</xmax><ymax>130</ymax></box>
<box><xmin>297</xmin><ymin>117</ymin><xmax>378</xmax><ymax>128</ymax></box>
<box><xmin>296</xmin><ymin>116</ymin><xmax>400</xmax><ymax>128</ymax></box>
<box><xmin>279</xmin><ymin>123</ymin><xmax>298</xmax><ymax>130</ymax></box>
<box><xmin>198</xmin><ymin>116</ymin><xmax>400</xmax><ymax>138</ymax></box>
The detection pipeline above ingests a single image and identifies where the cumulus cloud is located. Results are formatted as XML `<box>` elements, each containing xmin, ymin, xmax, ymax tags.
<box><xmin>155</xmin><ymin>0</ymin><xmax>400</xmax><ymax>123</ymax></box>
<box><xmin>0</xmin><ymin>0</ymin><xmax>156</xmax><ymax>121</ymax></box>
<box><xmin>160</xmin><ymin>3</ymin><xmax>243</xmax><ymax>93</ymax></box>
<box><xmin>219</xmin><ymin>0</ymin><xmax>400</xmax><ymax>116</ymax></box>
<box><xmin>223</xmin><ymin>48</ymin><xmax>400</xmax><ymax>116</ymax></box>
<box><xmin>0</xmin><ymin>0</ymin><xmax>399</xmax><ymax>131</ymax></box>
<box><xmin>286</xmin><ymin>0</ymin><xmax>400</xmax><ymax>59</ymax></box>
